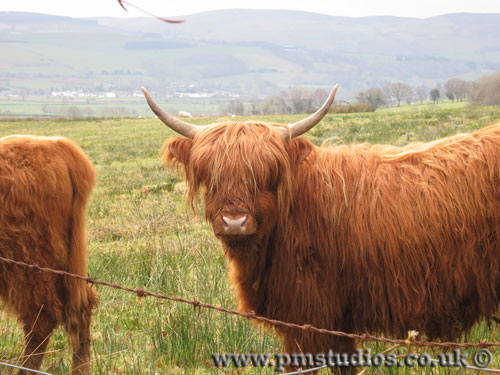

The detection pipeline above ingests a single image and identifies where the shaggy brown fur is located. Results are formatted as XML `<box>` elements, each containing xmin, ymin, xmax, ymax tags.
<box><xmin>163</xmin><ymin>122</ymin><xmax>500</xmax><ymax>371</ymax></box>
<box><xmin>0</xmin><ymin>135</ymin><xmax>98</xmax><ymax>375</ymax></box>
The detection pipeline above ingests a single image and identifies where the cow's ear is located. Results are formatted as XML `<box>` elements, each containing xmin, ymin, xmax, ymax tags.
<box><xmin>162</xmin><ymin>138</ymin><xmax>192</xmax><ymax>166</ymax></box>
<box><xmin>288</xmin><ymin>138</ymin><xmax>314</xmax><ymax>165</ymax></box>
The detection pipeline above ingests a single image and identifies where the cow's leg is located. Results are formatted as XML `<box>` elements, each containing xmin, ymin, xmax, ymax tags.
<box><xmin>282</xmin><ymin>332</ymin><xmax>358</xmax><ymax>374</ymax></box>
<box><xmin>70</xmin><ymin>309</ymin><xmax>92</xmax><ymax>375</ymax></box>
<box><xmin>19</xmin><ymin>314</ymin><xmax>58</xmax><ymax>375</ymax></box>
<box><xmin>330</xmin><ymin>337</ymin><xmax>357</xmax><ymax>375</ymax></box>
<box><xmin>70</xmin><ymin>285</ymin><xmax>98</xmax><ymax>375</ymax></box>
<box><xmin>71</xmin><ymin>328</ymin><xmax>91</xmax><ymax>374</ymax></box>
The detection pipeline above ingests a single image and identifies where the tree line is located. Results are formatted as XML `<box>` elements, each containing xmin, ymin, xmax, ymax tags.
<box><xmin>222</xmin><ymin>70</ymin><xmax>500</xmax><ymax>116</ymax></box>
<box><xmin>356</xmin><ymin>71</ymin><xmax>500</xmax><ymax>110</ymax></box>
<box><xmin>220</xmin><ymin>86</ymin><xmax>330</xmax><ymax>116</ymax></box>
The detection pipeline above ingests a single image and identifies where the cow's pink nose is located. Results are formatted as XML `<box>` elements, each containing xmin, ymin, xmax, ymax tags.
<box><xmin>222</xmin><ymin>215</ymin><xmax>248</xmax><ymax>235</ymax></box>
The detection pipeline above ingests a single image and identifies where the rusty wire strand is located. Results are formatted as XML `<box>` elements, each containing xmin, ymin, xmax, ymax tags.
<box><xmin>0</xmin><ymin>255</ymin><xmax>499</xmax><ymax>349</ymax></box>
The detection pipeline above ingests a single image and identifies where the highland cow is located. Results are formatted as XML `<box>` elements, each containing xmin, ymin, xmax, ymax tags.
<box><xmin>143</xmin><ymin>85</ymin><xmax>500</xmax><ymax>371</ymax></box>
<box><xmin>0</xmin><ymin>135</ymin><xmax>98</xmax><ymax>375</ymax></box>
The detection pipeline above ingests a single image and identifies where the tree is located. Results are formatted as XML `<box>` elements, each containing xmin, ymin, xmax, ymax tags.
<box><xmin>389</xmin><ymin>82</ymin><xmax>414</xmax><ymax>107</ymax></box>
<box><xmin>287</xmin><ymin>86</ymin><xmax>313</xmax><ymax>114</ymax></box>
<box><xmin>469</xmin><ymin>71</ymin><xmax>500</xmax><ymax>106</ymax></box>
<box><xmin>226</xmin><ymin>100</ymin><xmax>245</xmax><ymax>116</ymax></box>
<box><xmin>311</xmin><ymin>88</ymin><xmax>329</xmax><ymax>108</ymax></box>
<box><xmin>262</xmin><ymin>95</ymin><xmax>287</xmax><ymax>115</ymax></box>
<box><xmin>382</xmin><ymin>82</ymin><xmax>393</xmax><ymax>107</ymax></box>
<box><xmin>436</xmin><ymin>83</ymin><xmax>444</xmax><ymax>101</ymax></box>
<box><xmin>60</xmin><ymin>106</ymin><xmax>83</xmax><ymax>119</ymax></box>
<box><xmin>430</xmin><ymin>88</ymin><xmax>440</xmax><ymax>103</ymax></box>
<box><xmin>356</xmin><ymin>88</ymin><xmax>387</xmax><ymax>109</ymax></box>
<box><xmin>405</xmin><ymin>91</ymin><xmax>414</xmax><ymax>105</ymax></box>
<box><xmin>445</xmin><ymin>78</ymin><xmax>469</xmax><ymax>102</ymax></box>
<box><xmin>249</xmin><ymin>97</ymin><xmax>261</xmax><ymax>115</ymax></box>
<box><xmin>415</xmin><ymin>86</ymin><xmax>427</xmax><ymax>104</ymax></box>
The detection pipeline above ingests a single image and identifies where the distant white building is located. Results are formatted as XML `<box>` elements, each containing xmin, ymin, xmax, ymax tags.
<box><xmin>51</xmin><ymin>91</ymin><xmax>75</xmax><ymax>97</ymax></box>
<box><xmin>174</xmin><ymin>92</ymin><xmax>214</xmax><ymax>98</ymax></box>
<box><xmin>51</xmin><ymin>91</ymin><xmax>117</xmax><ymax>98</ymax></box>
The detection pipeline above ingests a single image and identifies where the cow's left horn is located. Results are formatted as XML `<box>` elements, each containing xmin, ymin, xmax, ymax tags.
<box><xmin>287</xmin><ymin>84</ymin><xmax>339</xmax><ymax>139</ymax></box>
<box><xmin>142</xmin><ymin>87</ymin><xmax>203</xmax><ymax>139</ymax></box>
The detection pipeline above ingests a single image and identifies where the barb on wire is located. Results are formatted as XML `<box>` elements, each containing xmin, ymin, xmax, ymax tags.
<box><xmin>117</xmin><ymin>0</ymin><xmax>184</xmax><ymax>23</ymax></box>
<box><xmin>0</xmin><ymin>255</ymin><xmax>499</xmax><ymax>349</ymax></box>
<box><xmin>358</xmin><ymin>331</ymin><xmax>419</xmax><ymax>375</ymax></box>
<box><xmin>0</xmin><ymin>361</ymin><xmax>53</xmax><ymax>375</ymax></box>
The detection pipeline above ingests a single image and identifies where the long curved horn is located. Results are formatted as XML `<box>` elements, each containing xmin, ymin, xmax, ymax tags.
<box><xmin>142</xmin><ymin>87</ymin><xmax>204</xmax><ymax>139</ymax></box>
<box><xmin>287</xmin><ymin>84</ymin><xmax>339</xmax><ymax>139</ymax></box>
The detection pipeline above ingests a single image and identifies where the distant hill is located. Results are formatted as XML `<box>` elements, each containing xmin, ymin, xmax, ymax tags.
<box><xmin>0</xmin><ymin>10</ymin><xmax>499</xmax><ymax>98</ymax></box>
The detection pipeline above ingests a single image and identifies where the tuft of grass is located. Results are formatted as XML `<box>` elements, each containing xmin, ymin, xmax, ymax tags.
<box><xmin>0</xmin><ymin>106</ymin><xmax>499</xmax><ymax>374</ymax></box>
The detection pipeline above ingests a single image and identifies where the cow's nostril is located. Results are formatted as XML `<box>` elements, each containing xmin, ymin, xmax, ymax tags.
<box><xmin>222</xmin><ymin>215</ymin><xmax>248</xmax><ymax>234</ymax></box>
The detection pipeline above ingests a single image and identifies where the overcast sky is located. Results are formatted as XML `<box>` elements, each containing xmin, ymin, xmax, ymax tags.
<box><xmin>0</xmin><ymin>0</ymin><xmax>499</xmax><ymax>19</ymax></box>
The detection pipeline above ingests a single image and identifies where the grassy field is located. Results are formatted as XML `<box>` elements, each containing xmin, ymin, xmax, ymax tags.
<box><xmin>375</xmin><ymin>100</ymin><xmax>468</xmax><ymax>113</ymax></box>
<box><xmin>0</xmin><ymin>95</ymin><xmax>227</xmax><ymax>119</ymax></box>
<box><xmin>0</xmin><ymin>105</ymin><xmax>500</xmax><ymax>374</ymax></box>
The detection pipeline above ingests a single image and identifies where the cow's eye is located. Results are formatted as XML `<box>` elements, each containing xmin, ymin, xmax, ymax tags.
<box><xmin>268</xmin><ymin>175</ymin><xmax>279</xmax><ymax>190</ymax></box>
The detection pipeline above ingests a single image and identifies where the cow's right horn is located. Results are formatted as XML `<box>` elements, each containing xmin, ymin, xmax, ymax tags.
<box><xmin>286</xmin><ymin>84</ymin><xmax>339</xmax><ymax>139</ymax></box>
<box><xmin>142</xmin><ymin>87</ymin><xmax>203</xmax><ymax>139</ymax></box>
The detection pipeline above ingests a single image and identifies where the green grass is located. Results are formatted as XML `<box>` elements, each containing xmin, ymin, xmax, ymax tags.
<box><xmin>0</xmin><ymin>105</ymin><xmax>500</xmax><ymax>374</ymax></box>
<box><xmin>376</xmin><ymin>100</ymin><xmax>468</xmax><ymax>113</ymax></box>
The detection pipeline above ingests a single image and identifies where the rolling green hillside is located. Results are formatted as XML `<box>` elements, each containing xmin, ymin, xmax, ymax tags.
<box><xmin>0</xmin><ymin>11</ymin><xmax>499</xmax><ymax>98</ymax></box>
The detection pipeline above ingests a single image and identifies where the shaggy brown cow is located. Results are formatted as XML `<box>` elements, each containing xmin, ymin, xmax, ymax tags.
<box><xmin>143</xmin><ymin>85</ymin><xmax>500</xmax><ymax>371</ymax></box>
<box><xmin>0</xmin><ymin>135</ymin><xmax>98</xmax><ymax>375</ymax></box>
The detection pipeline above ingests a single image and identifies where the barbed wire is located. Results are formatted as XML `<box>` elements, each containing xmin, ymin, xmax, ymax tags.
<box><xmin>1</xmin><ymin>255</ymin><xmax>499</xmax><ymax>349</ymax></box>
<box><xmin>0</xmin><ymin>361</ymin><xmax>53</xmax><ymax>375</ymax></box>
